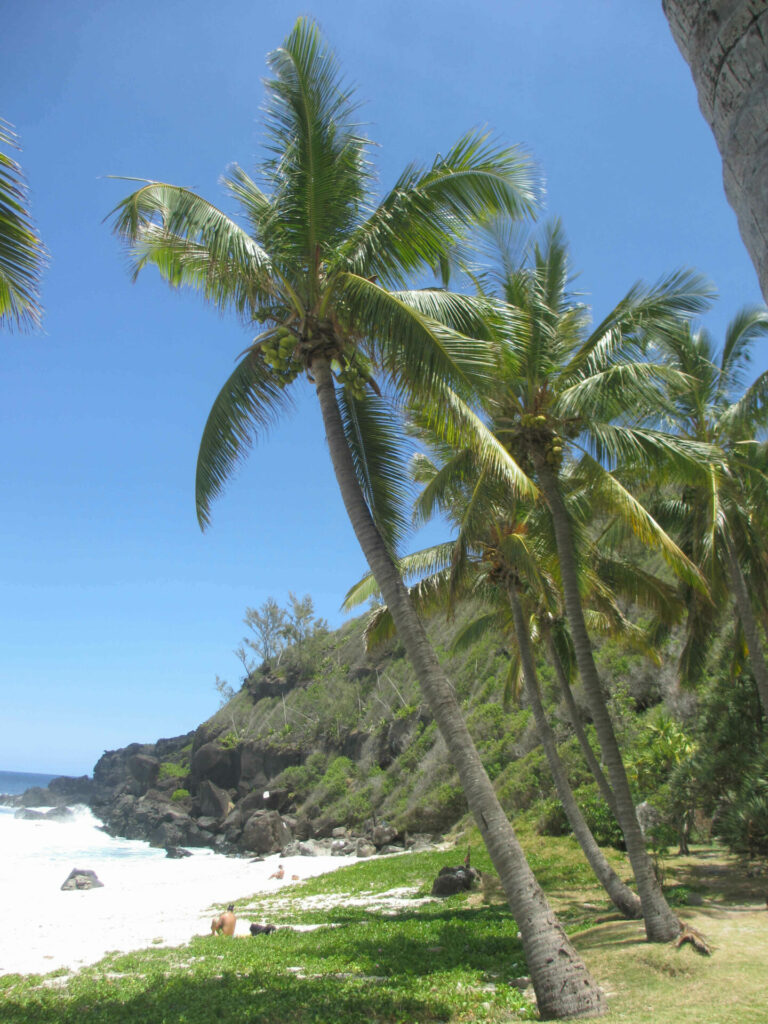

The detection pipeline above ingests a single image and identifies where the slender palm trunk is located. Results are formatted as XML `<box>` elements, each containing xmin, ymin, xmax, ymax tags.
<box><xmin>312</xmin><ymin>357</ymin><xmax>605</xmax><ymax>1019</ymax></box>
<box><xmin>546</xmin><ymin>633</ymin><xmax>619</xmax><ymax>819</ymax></box>
<box><xmin>507</xmin><ymin>586</ymin><xmax>642</xmax><ymax>919</ymax></box>
<box><xmin>723</xmin><ymin>530</ymin><xmax>768</xmax><ymax>719</ymax></box>
<box><xmin>534</xmin><ymin>456</ymin><xmax>680</xmax><ymax>942</ymax></box>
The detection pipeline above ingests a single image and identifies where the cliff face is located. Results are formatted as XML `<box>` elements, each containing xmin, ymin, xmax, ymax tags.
<box><xmin>11</xmin><ymin>604</ymin><xmax>672</xmax><ymax>855</ymax></box>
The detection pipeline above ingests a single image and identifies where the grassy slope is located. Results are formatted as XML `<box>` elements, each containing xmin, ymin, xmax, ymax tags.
<box><xmin>2</xmin><ymin>838</ymin><xmax>766</xmax><ymax>1023</ymax></box>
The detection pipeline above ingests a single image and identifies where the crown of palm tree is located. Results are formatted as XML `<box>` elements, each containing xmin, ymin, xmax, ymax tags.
<box><xmin>109</xmin><ymin>18</ymin><xmax>538</xmax><ymax>552</ymax></box>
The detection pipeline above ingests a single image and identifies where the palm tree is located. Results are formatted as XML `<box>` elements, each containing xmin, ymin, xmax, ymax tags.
<box><xmin>110</xmin><ymin>20</ymin><xmax>605</xmax><ymax>1018</ymax></box>
<box><xmin>464</xmin><ymin>220</ymin><xmax>715</xmax><ymax>941</ymax></box>
<box><xmin>653</xmin><ymin>309</ymin><xmax>768</xmax><ymax>718</ymax></box>
<box><xmin>347</xmin><ymin>480</ymin><xmax>644</xmax><ymax>920</ymax></box>
<box><xmin>0</xmin><ymin>119</ymin><xmax>46</xmax><ymax>331</ymax></box>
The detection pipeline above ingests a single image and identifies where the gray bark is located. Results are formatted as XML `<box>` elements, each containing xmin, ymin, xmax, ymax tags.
<box><xmin>723</xmin><ymin>530</ymin><xmax>768</xmax><ymax>717</ymax></box>
<box><xmin>312</xmin><ymin>356</ymin><xmax>606</xmax><ymax>1019</ymax></box>
<box><xmin>663</xmin><ymin>0</ymin><xmax>768</xmax><ymax>302</ymax></box>
<box><xmin>508</xmin><ymin>586</ymin><xmax>642</xmax><ymax>919</ymax></box>
<box><xmin>547</xmin><ymin>633</ymin><xmax>620</xmax><ymax>820</ymax></box>
<box><xmin>535</xmin><ymin>456</ymin><xmax>681</xmax><ymax>942</ymax></box>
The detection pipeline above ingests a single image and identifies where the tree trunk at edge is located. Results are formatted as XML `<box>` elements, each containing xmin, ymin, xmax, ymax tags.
<box><xmin>662</xmin><ymin>0</ymin><xmax>768</xmax><ymax>303</ymax></box>
<box><xmin>312</xmin><ymin>357</ymin><xmax>606</xmax><ymax>1019</ymax></box>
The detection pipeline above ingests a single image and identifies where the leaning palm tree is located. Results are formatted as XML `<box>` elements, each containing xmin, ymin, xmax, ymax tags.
<box><xmin>653</xmin><ymin>309</ymin><xmax>768</xmax><ymax>717</ymax></box>
<box><xmin>0</xmin><ymin>119</ymin><xmax>46</xmax><ymax>331</ymax></box>
<box><xmin>346</xmin><ymin>475</ymin><xmax>646</xmax><ymax>920</ymax></box>
<box><xmin>110</xmin><ymin>20</ymin><xmax>606</xmax><ymax>1018</ymax></box>
<box><xmin>459</xmin><ymin>220</ymin><xmax>715</xmax><ymax>942</ymax></box>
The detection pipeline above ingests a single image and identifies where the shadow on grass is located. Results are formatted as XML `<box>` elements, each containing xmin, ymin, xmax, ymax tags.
<box><xmin>2</xmin><ymin>971</ymin><xmax>451</xmax><ymax>1024</ymax></box>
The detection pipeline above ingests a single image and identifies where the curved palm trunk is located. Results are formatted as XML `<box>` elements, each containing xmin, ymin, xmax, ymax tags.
<box><xmin>723</xmin><ymin>530</ymin><xmax>768</xmax><ymax>719</ymax></box>
<box><xmin>507</xmin><ymin>585</ymin><xmax>642</xmax><ymax>919</ymax></box>
<box><xmin>534</xmin><ymin>456</ymin><xmax>680</xmax><ymax>942</ymax></box>
<box><xmin>312</xmin><ymin>357</ymin><xmax>605</xmax><ymax>1019</ymax></box>
<box><xmin>546</xmin><ymin>634</ymin><xmax>619</xmax><ymax>819</ymax></box>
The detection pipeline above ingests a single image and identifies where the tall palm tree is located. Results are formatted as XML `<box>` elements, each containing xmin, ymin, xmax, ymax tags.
<box><xmin>653</xmin><ymin>309</ymin><xmax>768</xmax><ymax>717</ymax></box>
<box><xmin>0</xmin><ymin>119</ymin><xmax>46</xmax><ymax>331</ymax></box>
<box><xmin>462</xmin><ymin>220</ymin><xmax>715</xmax><ymax>941</ymax></box>
<box><xmin>110</xmin><ymin>20</ymin><xmax>606</xmax><ymax>1018</ymax></box>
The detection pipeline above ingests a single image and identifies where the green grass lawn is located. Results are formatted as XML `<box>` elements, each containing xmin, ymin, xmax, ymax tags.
<box><xmin>2</xmin><ymin>839</ymin><xmax>765</xmax><ymax>1023</ymax></box>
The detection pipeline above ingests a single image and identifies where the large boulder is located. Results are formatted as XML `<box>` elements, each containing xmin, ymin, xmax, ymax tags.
<box><xmin>195</xmin><ymin>779</ymin><xmax>232</xmax><ymax>820</ymax></box>
<box><xmin>190</xmin><ymin>742</ymin><xmax>240</xmax><ymax>790</ymax></box>
<box><xmin>127</xmin><ymin>754</ymin><xmax>160</xmax><ymax>792</ymax></box>
<box><xmin>370</xmin><ymin>823</ymin><xmax>398</xmax><ymax>848</ymax></box>
<box><xmin>239</xmin><ymin>810</ymin><xmax>292</xmax><ymax>855</ymax></box>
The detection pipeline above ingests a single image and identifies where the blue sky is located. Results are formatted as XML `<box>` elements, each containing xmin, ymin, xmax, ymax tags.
<box><xmin>2</xmin><ymin>1</ymin><xmax>764</xmax><ymax>775</ymax></box>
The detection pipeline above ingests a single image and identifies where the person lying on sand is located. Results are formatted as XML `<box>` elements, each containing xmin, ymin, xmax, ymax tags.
<box><xmin>211</xmin><ymin>904</ymin><xmax>236</xmax><ymax>936</ymax></box>
<box><xmin>269</xmin><ymin>864</ymin><xmax>284</xmax><ymax>880</ymax></box>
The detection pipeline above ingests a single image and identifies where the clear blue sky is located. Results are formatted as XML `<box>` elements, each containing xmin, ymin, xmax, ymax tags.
<box><xmin>2</xmin><ymin>1</ymin><xmax>763</xmax><ymax>775</ymax></box>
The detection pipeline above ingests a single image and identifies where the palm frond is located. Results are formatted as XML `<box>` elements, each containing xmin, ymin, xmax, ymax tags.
<box><xmin>337</xmin><ymin>387</ymin><xmax>412</xmax><ymax>555</ymax></box>
<box><xmin>339</xmin><ymin>132</ymin><xmax>537</xmax><ymax>287</ymax></box>
<box><xmin>579</xmin><ymin>454</ymin><xmax>708</xmax><ymax>591</ymax></box>
<box><xmin>109</xmin><ymin>181</ymin><xmax>275</xmax><ymax>315</ymax></box>
<box><xmin>0</xmin><ymin>119</ymin><xmax>46</xmax><ymax>331</ymax></box>
<box><xmin>195</xmin><ymin>349</ymin><xmax>294</xmax><ymax>528</ymax></box>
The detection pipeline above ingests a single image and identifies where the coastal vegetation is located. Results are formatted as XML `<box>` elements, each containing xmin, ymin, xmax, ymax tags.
<box><xmin>2</xmin><ymin>841</ymin><xmax>766</xmax><ymax>1023</ymax></box>
<box><xmin>100</xmin><ymin>15</ymin><xmax>768</xmax><ymax>1020</ymax></box>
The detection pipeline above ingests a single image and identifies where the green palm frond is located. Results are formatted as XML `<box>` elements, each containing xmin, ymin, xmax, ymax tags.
<box><xmin>580</xmin><ymin>454</ymin><xmax>707</xmax><ymax>591</ymax></box>
<box><xmin>338</xmin><ymin>273</ymin><xmax>495</xmax><ymax>398</ymax></box>
<box><xmin>339</xmin><ymin>132</ymin><xmax>537</xmax><ymax>288</ymax></box>
<box><xmin>720</xmin><ymin>306</ymin><xmax>768</xmax><ymax>389</ymax></box>
<box><xmin>337</xmin><ymin>387</ymin><xmax>412</xmax><ymax>555</ymax></box>
<box><xmin>0</xmin><ymin>119</ymin><xmax>46</xmax><ymax>331</ymax></box>
<box><xmin>451</xmin><ymin>611</ymin><xmax>506</xmax><ymax>652</ymax></box>
<box><xmin>109</xmin><ymin>181</ymin><xmax>275</xmax><ymax>315</ymax></box>
<box><xmin>195</xmin><ymin>348</ymin><xmax>294</xmax><ymax>528</ymax></box>
<box><xmin>262</xmin><ymin>17</ymin><xmax>369</xmax><ymax>260</ymax></box>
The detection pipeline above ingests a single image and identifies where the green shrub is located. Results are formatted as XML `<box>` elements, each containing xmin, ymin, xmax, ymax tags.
<box><xmin>158</xmin><ymin>761</ymin><xmax>187</xmax><ymax>780</ymax></box>
<box><xmin>171</xmin><ymin>788</ymin><xmax>190</xmax><ymax>802</ymax></box>
<box><xmin>576</xmin><ymin>785</ymin><xmax>625</xmax><ymax>849</ymax></box>
<box><xmin>536</xmin><ymin>797</ymin><xmax>569</xmax><ymax>837</ymax></box>
<box><xmin>714</xmin><ymin>750</ymin><xmax>768</xmax><ymax>857</ymax></box>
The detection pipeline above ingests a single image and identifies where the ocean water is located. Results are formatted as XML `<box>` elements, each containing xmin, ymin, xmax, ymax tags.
<box><xmin>0</xmin><ymin>769</ymin><xmax>61</xmax><ymax>796</ymax></box>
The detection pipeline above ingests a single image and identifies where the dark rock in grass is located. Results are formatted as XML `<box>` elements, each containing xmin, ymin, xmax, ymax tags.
<box><xmin>165</xmin><ymin>846</ymin><xmax>192</xmax><ymax>859</ymax></box>
<box><xmin>249</xmin><ymin>922</ymin><xmax>277</xmax><ymax>936</ymax></box>
<box><xmin>61</xmin><ymin>868</ymin><xmax>104</xmax><ymax>891</ymax></box>
<box><xmin>430</xmin><ymin>866</ymin><xmax>481</xmax><ymax>897</ymax></box>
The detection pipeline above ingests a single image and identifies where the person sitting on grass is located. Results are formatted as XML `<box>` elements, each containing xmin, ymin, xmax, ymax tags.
<box><xmin>211</xmin><ymin>904</ymin><xmax>236</xmax><ymax>936</ymax></box>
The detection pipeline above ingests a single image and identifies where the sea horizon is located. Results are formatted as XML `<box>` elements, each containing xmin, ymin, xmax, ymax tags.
<box><xmin>0</xmin><ymin>768</ymin><xmax>67</xmax><ymax>796</ymax></box>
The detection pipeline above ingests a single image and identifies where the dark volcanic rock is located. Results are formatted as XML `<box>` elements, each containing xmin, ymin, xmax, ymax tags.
<box><xmin>127</xmin><ymin>754</ymin><xmax>160</xmax><ymax>791</ymax></box>
<box><xmin>15</xmin><ymin>807</ymin><xmax>46</xmax><ymax>820</ymax></box>
<box><xmin>61</xmin><ymin>868</ymin><xmax>104</xmax><ymax>891</ymax></box>
<box><xmin>165</xmin><ymin>846</ymin><xmax>192</xmax><ymax>858</ymax></box>
<box><xmin>195</xmin><ymin>779</ymin><xmax>232</xmax><ymax>820</ymax></box>
<box><xmin>44</xmin><ymin>806</ymin><xmax>75</xmax><ymax>822</ymax></box>
<box><xmin>239</xmin><ymin>810</ymin><xmax>292</xmax><ymax>855</ymax></box>
<box><xmin>190</xmin><ymin>742</ymin><xmax>240</xmax><ymax>790</ymax></box>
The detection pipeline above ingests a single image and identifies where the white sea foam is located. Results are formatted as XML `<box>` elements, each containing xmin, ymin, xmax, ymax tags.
<box><xmin>0</xmin><ymin>805</ymin><xmax>353</xmax><ymax>977</ymax></box>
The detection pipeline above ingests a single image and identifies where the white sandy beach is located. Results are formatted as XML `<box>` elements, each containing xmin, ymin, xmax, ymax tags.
<box><xmin>0</xmin><ymin>806</ymin><xmax>354</xmax><ymax>977</ymax></box>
